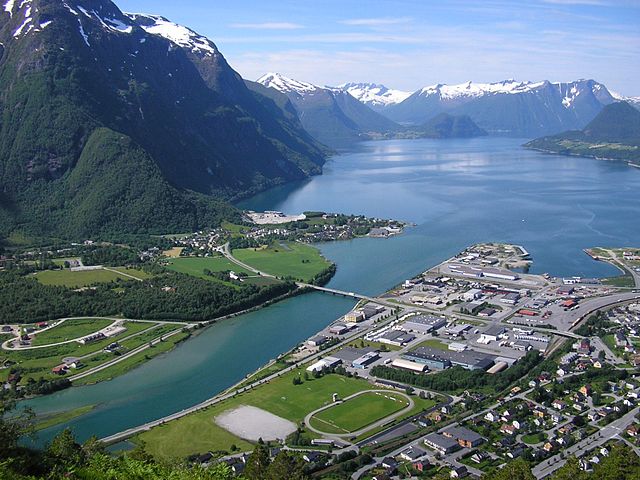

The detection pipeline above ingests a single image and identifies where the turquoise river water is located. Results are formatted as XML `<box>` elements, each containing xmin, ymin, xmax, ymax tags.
<box><xmin>21</xmin><ymin>137</ymin><xmax>640</xmax><ymax>445</ymax></box>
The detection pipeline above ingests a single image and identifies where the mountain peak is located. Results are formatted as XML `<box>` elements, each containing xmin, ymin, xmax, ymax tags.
<box><xmin>257</xmin><ymin>72</ymin><xmax>320</xmax><ymax>95</ymax></box>
<box><xmin>337</xmin><ymin>82</ymin><xmax>411</xmax><ymax>108</ymax></box>
<box><xmin>125</xmin><ymin>12</ymin><xmax>218</xmax><ymax>56</ymax></box>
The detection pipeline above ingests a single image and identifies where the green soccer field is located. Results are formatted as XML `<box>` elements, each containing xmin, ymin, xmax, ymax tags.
<box><xmin>309</xmin><ymin>391</ymin><xmax>410</xmax><ymax>434</ymax></box>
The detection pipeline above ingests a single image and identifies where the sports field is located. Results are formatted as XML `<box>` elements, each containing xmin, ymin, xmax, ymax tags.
<box><xmin>34</xmin><ymin>269</ymin><xmax>130</xmax><ymax>288</ymax></box>
<box><xmin>233</xmin><ymin>242</ymin><xmax>331</xmax><ymax>282</ymax></box>
<box><xmin>31</xmin><ymin>318</ymin><xmax>114</xmax><ymax>346</ymax></box>
<box><xmin>309</xmin><ymin>391</ymin><xmax>410</xmax><ymax>434</ymax></box>
<box><xmin>137</xmin><ymin>371</ymin><xmax>371</xmax><ymax>458</ymax></box>
<box><xmin>164</xmin><ymin>256</ymin><xmax>252</xmax><ymax>279</ymax></box>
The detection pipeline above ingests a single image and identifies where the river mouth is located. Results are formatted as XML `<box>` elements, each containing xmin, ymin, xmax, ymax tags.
<box><xmin>23</xmin><ymin>137</ymin><xmax>640</xmax><ymax>445</ymax></box>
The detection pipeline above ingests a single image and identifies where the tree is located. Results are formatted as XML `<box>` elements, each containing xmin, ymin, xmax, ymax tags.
<box><xmin>266</xmin><ymin>451</ymin><xmax>307</xmax><ymax>480</ymax></box>
<box><xmin>483</xmin><ymin>459</ymin><xmax>535</xmax><ymax>480</ymax></box>
<box><xmin>46</xmin><ymin>428</ymin><xmax>85</xmax><ymax>473</ymax></box>
<box><xmin>245</xmin><ymin>444</ymin><xmax>270</xmax><ymax>480</ymax></box>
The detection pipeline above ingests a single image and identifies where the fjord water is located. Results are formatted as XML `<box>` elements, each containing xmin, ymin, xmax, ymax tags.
<box><xmin>24</xmin><ymin>137</ymin><xmax>639</xmax><ymax>444</ymax></box>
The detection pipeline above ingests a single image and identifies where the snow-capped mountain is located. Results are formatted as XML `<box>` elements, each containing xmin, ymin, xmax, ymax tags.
<box><xmin>337</xmin><ymin>82</ymin><xmax>411</xmax><ymax>110</ymax></box>
<box><xmin>257</xmin><ymin>72</ymin><xmax>323</xmax><ymax>95</ymax></box>
<box><xmin>0</xmin><ymin>0</ymin><xmax>325</xmax><ymax>236</ymax></box>
<box><xmin>258</xmin><ymin>73</ymin><xmax>398</xmax><ymax>147</ymax></box>
<box><xmin>384</xmin><ymin>79</ymin><xmax>617</xmax><ymax>136</ymax></box>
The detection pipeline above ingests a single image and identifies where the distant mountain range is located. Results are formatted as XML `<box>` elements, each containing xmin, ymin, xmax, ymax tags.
<box><xmin>257</xmin><ymin>73</ymin><xmax>398</xmax><ymax>148</ymax></box>
<box><xmin>381</xmin><ymin>79</ymin><xmax>618</xmax><ymax>137</ymax></box>
<box><xmin>525</xmin><ymin>101</ymin><xmax>640</xmax><ymax>165</ymax></box>
<box><xmin>0</xmin><ymin>0</ymin><xmax>326</xmax><ymax>238</ymax></box>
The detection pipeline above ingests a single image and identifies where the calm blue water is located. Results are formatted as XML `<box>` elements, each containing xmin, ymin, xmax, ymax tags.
<box><xmin>23</xmin><ymin>137</ymin><xmax>639</xmax><ymax>444</ymax></box>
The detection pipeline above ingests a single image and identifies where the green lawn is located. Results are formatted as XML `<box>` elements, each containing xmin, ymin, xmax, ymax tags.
<box><xmin>51</xmin><ymin>257</ymin><xmax>81</xmax><ymax>267</ymax></box>
<box><xmin>233</xmin><ymin>242</ymin><xmax>331</xmax><ymax>282</ymax></box>
<box><xmin>522</xmin><ymin>432</ymin><xmax>545</xmax><ymax>445</ymax></box>
<box><xmin>602</xmin><ymin>274</ymin><xmax>635</xmax><ymax>288</ymax></box>
<box><xmin>33</xmin><ymin>269</ymin><xmax>129</xmax><ymax>288</ymax></box>
<box><xmin>34</xmin><ymin>405</ymin><xmax>96</xmax><ymax>431</ymax></box>
<box><xmin>309</xmin><ymin>391</ymin><xmax>409</xmax><ymax>434</ymax></box>
<box><xmin>164</xmin><ymin>256</ymin><xmax>252</xmax><ymax>279</ymax></box>
<box><xmin>417</xmin><ymin>339</ymin><xmax>449</xmax><ymax>350</ymax></box>
<box><xmin>30</xmin><ymin>318</ymin><xmax>114</xmax><ymax>346</ymax></box>
<box><xmin>110</xmin><ymin>267</ymin><xmax>153</xmax><ymax>280</ymax></box>
<box><xmin>137</xmin><ymin>372</ymin><xmax>372</xmax><ymax>459</ymax></box>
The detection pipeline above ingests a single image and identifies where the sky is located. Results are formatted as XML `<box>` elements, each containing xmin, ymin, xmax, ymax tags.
<box><xmin>116</xmin><ymin>0</ymin><xmax>640</xmax><ymax>96</ymax></box>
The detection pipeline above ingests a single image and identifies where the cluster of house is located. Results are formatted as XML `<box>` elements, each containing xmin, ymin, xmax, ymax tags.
<box><xmin>606</xmin><ymin>303</ymin><xmax>640</xmax><ymax>365</ymax></box>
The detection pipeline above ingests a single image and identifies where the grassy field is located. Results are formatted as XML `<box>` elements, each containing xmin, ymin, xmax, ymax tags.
<box><xmin>417</xmin><ymin>339</ymin><xmax>449</xmax><ymax>350</ymax></box>
<box><xmin>31</xmin><ymin>318</ymin><xmax>114</xmax><ymax>346</ymax></box>
<box><xmin>162</xmin><ymin>247</ymin><xmax>184</xmax><ymax>258</ymax></box>
<box><xmin>109</xmin><ymin>267</ymin><xmax>153</xmax><ymax>280</ymax></box>
<box><xmin>34</xmin><ymin>405</ymin><xmax>96</xmax><ymax>431</ymax></box>
<box><xmin>309</xmin><ymin>391</ymin><xmax>409</xmax><ymax>434</ymax></box>
<box><xmin>137</xmin><ymin>371</ymin><xmax>373</xmax><ymax>458</ymax></box>
<box><xmin>233</xmin><ymin>242</ymin><xmax>331</xmax><ymax>282</ymax></box>
<box><xmin>33</xmin><ymin>269</ymin><xmax>131</xmax><ymax>288</ymax></box>
<box><xmin>346</xmin><ymin>340</ymin><xmax>401</xmax><ymax>352</ymax></box>
<box><xmin>602</xmin><ymin>274</ymin><xmax>635</xmax><ymax>288</ymax></box>
<box><xmin>0</xmin><ymin>321</ymin><xmax>160</xmax><ymax>384</ymax></box>
<box><xmin>51</xmin><ymin>257</ymin><xmax>81</xmax><ymax>266</ymax></box>
<box><xmin>164</xmin><ymin>256</ymin><xmax>252</xmax><ymax>279</ymax></box>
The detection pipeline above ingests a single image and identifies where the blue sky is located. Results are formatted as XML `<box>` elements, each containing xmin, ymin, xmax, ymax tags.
<box><xmin>117</xmin><ymin>0</ymin><xmax>640</xmax><ymax>96</ymax></box>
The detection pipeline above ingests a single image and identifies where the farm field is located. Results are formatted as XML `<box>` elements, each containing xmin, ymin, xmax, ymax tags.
<box><xmin>164</xmin><ymin>256</ymin><xmax>252</xmax><ymax>278</ymax></box>
<box><xmin>30</xmin><ymin>318</ymin><xmax>114</xmax><ymax>346</ymax></box>
<box><xmin>233</xmin><ymin>242</ymin><xmax>331</xmax><ymax>282</ymax></box>
<box><xmin>33</xmin><ymin>268</ymin><xmax>133</xmax><ymax>288</ymax></box>
<box><xmin>309</xmin><ymin>391</ymin><xmax>410</xmax><ymax>434</ymax></box>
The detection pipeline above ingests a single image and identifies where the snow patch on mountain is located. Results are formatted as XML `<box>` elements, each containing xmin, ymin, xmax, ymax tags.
<box><xmin>257</xmin><ymin>72</ymin><xmax>321</xmax><ymax>95</ymax></box>
<box><xmin>562</xmin><ymin>85</ymin><xmax>580</xmax><ymax>108</ymax></box>
<box><xmin>125</xmin><ymin>13</ymin><xmax>217</xmax><ymax>56</ymax></box>
<box><xmin>4</xmin><ymin>0</ymin><xmax>16</xmax><ymax>16</ymax></box>
<box><xmin>418</xmin><ymin>79</ymin><xmax>546</xmax><ymax>100</ymax></box>
<box><xmin>339</xmin><ymin>82</ymin><xmax>411</xmax><ymax>107</ymax></box>
<box><xmin>11</xmin><ymin>0</ymin><xmax>33</xmax><ymax>37</ymax></box>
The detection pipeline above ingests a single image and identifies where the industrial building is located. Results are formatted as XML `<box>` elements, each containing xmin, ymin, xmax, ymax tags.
<box><xmin>442</xmin><ymin>426</ymin><xmax>485</xmax><ymax>448</ymax></box>
<box><xmin>344</xmin><ymin>311</ymin><xmax>365</xmax><ymax>323</ymax></box>
<box><xmin>477</xmin><ymin>325</ymin><xmax>506</xmax><ymax>344</ymax></box>
<box><xmin>332</xmin><ymin>347</ymin><xmax>376</xmax><ymax>365</ymax></box>
<box><xmin>307</xmin><ymin>335</ymin><xmax>330</xmax><ymax>347</ymax></box>
<box><xmin>424</xmin><ymin>433</ymin><xmax>461</xmax><ymax>454</ymax></box>
<box><xmin>379</xmin><ymin>330</ymin><xmax>416</xmax><ymax>346</ymax></box>
<box><xmin>306</xmin><ymin>357</ymin><xmax>342</xmax><ymax>372</ymax></box>
<box><xmin>445</xmin><ymin>324</ymin><xmax>471</xmax><ymax>337</ymax></box>
<box><xmin>329</xmin><ymin>323</ymin><xmax>350</xmax><ymax>335</ymax></box>
<box><xmin>449</xmin><ymin>264</ymin><xmax>519</xmax><ymax>281</ymax></box>
<box><xmin>401</xmin><ymin>315</ymin><xmax>447</xmax><ymax>334</ymax></box>
<box><xmin>402</xmin><ymin>346</ymin><xmax>496</xmax><ymax>371</ymax></box>
<box><xmin>391</xmin><ymin>358</ymin><xmax>428</xmax><ymax>373</ymax></box>
<box><xmin>353</xmin><ymin>351</ymin><xmax>380</xmax><ymax>369</ymax></box>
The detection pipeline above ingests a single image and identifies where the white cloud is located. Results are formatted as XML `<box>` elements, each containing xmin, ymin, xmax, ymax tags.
<box><xmin>339</xmin><ymin>17</ymin><xmax>412</xmax><ymax>26</ymax></box>
<box><xmin>229</xmin><ymin>22</ymin><xmax>304</xmax><ymax>30</ymax></box>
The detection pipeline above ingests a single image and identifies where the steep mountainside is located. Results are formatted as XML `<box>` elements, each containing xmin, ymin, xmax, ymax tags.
<box><xmin>525</xmin><ymin>102</ymin><xmax>640</xmax><ymax>164</ymax></box>
<box><xmin>0</xmin><ymin>0</ymin><xmax>325</xmax><ymax>238</ymax></box>
<box><xmin>338</xmin><ymin>82</ymin><xmax>411</xmax><ymax>111</ymax></box>
<box><xmin>257</xmin><ymin>73</ymin><xmax>399</xmax><ymax>148</ymax></box>
<box><xmin>383</xmin><ymin>79</ymin><xmax>616</xmax><ymax>137</ymax></box>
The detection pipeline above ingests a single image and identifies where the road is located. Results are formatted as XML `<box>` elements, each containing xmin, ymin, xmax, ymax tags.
<box><xmin>68</xmin><ymin>325</ymin><xmax>189</xmax><ymax>382</ymax></box>
<box><xmin>1</xmin><ymin>317</ymin><xmax>185</xmax><ymax>351</ymax></box>
<box><xmin>99</xmin><ymin>308</ymin><xmax>402</xmax><ymax>445</ymax></box>
<box><xmin>533</xmin><ymin>406</ymin><xmax>639</xmax><ymax>478</ymax></box>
